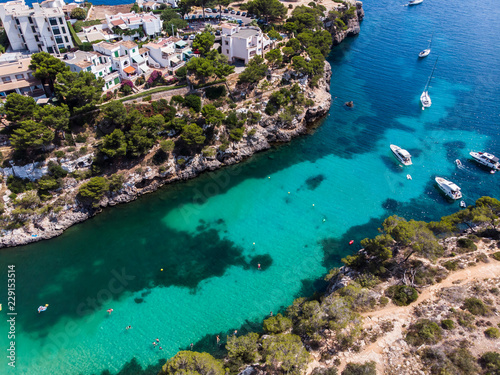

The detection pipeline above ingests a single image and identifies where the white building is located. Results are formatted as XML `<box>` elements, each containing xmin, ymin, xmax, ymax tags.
<box><xmin>93</xmin><ymin>40</ymin><xmax>150</xmax><ymax>79</ymax></box>
<box><xmin>105</xmin><ymin>12</ymin><xmax>163</xmax><ymax>40</ymax></box>
<box><xmin>220</xmin><ymin>24</ymin><xmax>271</xmax><ymax>64</ymax></box>
<box><xmin>0</xmin><ymin>53</ymin><xmax>45</xmax><ymax>99</ymax></box>
<box><xmin>0</xmin><ymin>0</ymin><xmax>74</xmax><ymax>54</ymax></box>
<box><xmin>63</xmin><ymin>51</ymin><xmax>121</xmax><ymax>91</ymax></box>
<box><xmin>145</xmin><ymin>37</ymin><xmax>187</xmax><ymax>71</ymax></box>
<box><xmin>137</xmin><ymin>0</ymin><xmax>178</xmax><ymax>10</ymax></box>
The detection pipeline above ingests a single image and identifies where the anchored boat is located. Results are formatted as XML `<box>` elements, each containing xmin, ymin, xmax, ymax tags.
<box><xmin>390</xmin><ymin>144</ymin><xmax>412</xmax><ymax>166</ymax></box>
<box><xmin>435</xmin><ymin>177</ymin><xmax>462</xmax><ymax>200</ymax></box>
<box><xmin>469</xmin><ymin>151</ymin><xmax>500</xmax><ymax>171</ymax></box>
<box><xmin>421</xmin><ymin>57</ymin><xmax>438</xmax><ymax>109</ymax></box>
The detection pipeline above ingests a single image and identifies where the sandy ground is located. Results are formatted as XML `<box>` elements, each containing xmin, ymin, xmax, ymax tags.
<box><xmin>333</xmin><ymin>244</ymin><xmax>500</xmax><ymax>374</ymax></box>
<box><xmin>88</xmin><ymin>4</ymin><xmax>134</xmax><ymax>21</ymax></box>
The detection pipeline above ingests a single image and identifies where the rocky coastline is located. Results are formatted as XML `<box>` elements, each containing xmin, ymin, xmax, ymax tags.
<box><xmin>0</xmin><ymin>3</ymin><xmax>365</xmax><ymax>248</ymax></box>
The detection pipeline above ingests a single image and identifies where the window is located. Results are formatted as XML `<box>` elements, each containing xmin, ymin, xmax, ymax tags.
<box><xmin>59</xmin><ymin>17</ymin><xmax>63</xmax><ymax>24</ymax></box>
<box><xmin>226</xmin><ymin>49</ymin><xmax>229</xmax><ymax>54</ymax></box>
<box><xmin>114</xmin><ymin>51</ymin><xmax>119</xmax><ymax>57</ymax></box>
<box><xmin>109</xmin><ymin>67</ymin><xmax>113</xmax><ymax>73</ymax></box>
<box><xmin>28</xmin><ymin>16</ymin><xmax>33</xmax><ymax>24</ymax></box>
<box><xmin>132</xmin><ymin>48</ymin><xmax>135</xmax><ymax>53</ymax></box>
<box><xmin>225</xmin><ymin>41</ymin><xmax>228</xmax><ymax>45</ymax></box>
<box><xmin>47</xmin><ymin>47</ymin><xmax>54</xmax><ymax>53</ymax></box>
<box><xmin>87</xmin><ymin>67</ymin><xmax>92</xmax><ymax>72</ymax></box>
<box><xmin>99</xmin><ymin>71</ymin><xmax>102</xmax><ymax>76</ymax></box>
<box><xmin>55</xmin><ymin>36</ymin><xmax>63</xmax><ymax>44</ymax></box>
<box><xmin>15</xmin><ymin>74</ymin><xmax>24</xmax><ymax>80</ymax></box>
<box><xmin>2</xmin><ymin>77</ymin><xmax>12</xmax><ymax>83</ymax></box>
<box><xmin>114</xmin><ymin>77</ymin><xmax>120</xmax><ymax>85</ymax></box>
<box><xmin>31</xmin><ymin>26</ymin><xmax>36</xmax><ymax>33</ymax></box>
<box><xmin>35</xmin><ymin>35</ymin><xmax>39</xmax><ymax>42</ymax></box>
<box><xmin>15</xmin><ymin>18</ymin><xmax>20</xmax><ymax>25</ymax></box>
<box><xmin>52</xmin><ymin>27</ymin><xmax>61</xmax><ymax>35</ymax></box>
<box><xmin>61</xmin><ymin>27</ymin><xmax>66</xmax><ymax>34</ymax></box>
<box><xmin>65</xmin><ymin>36</ymin><xmax>69</xmax><ymax>43</ymax></box>
<box><xmin>49</xmin><ymin>18</ymin><xmax>58</xmax><ymax>26</ymax></box>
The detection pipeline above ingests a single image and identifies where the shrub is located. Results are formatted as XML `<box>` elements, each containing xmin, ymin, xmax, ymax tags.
<box><xmin>312</xmin><ymin>368</ymin><xmax>338</xmax><ymax>375</ymax></box>
<box><xmin>205</xmin><ymin>85</ymin><xmax>227</xmax><ymax>100</ymax></box>
<box><xmin>463</xmin><ymin>297</ymin><xmax>491</xmax><ymax>316</ymax></box>
<box><xmin>457</xmin><ymin>238</ymin><xmax>477</xmax><ymax>252</ymax></box>
<box><xmin>441</xmin><ymin>319</ymin><xmax>455</xmax><ymax>330</ymax></box>
<box><xmin>143</xmin><ymin>95</ymin><xmax>152</xmax><ymax>102</ymax></box>
<box><xmin>70</xmin><ymin>7</ymin><xmax>86</xmax><ymax>20</ymax></box>
<box><xmin>184</xmin><ymin>94</ymin><xmax>201</xmax><ymax>112</ymax></box>
<box><xmin>108</xmin><ymin>173</ymin><xmax>124</xmax><ymax>192</ymax></box>
<box><xmin>479</xmin><ymin>352</ymin><xmax>500</xmax><ymax>373</ymax></box>
<box><xmin>160</xmin><ymin>139</ymin><xmax>175</xmax><ymax>153</ymax></box>
<box><xmin>385</xmin><ymin>285</ymin><xmax>418</xmax><ymax>306</ymax></box>
<box><xmin>341</xmin><ymin>361</ymin><xmax>376</xmax><ymax>375</ymax></box>
<box><xmin>77</xmin><ymin>177</ymin><xmax>108</xmax><ymax>208</ymax></box>
<box><xmin>75</xmin><ymin>134</ymin><xmax>87</xmax><ymax>143</ymax></box>
<box><xmin>484</xmin><ymin>327</ymin><xmax>500</xmax><ymax>339</ymax></box>
<box><xmin>443</xmin><ymin>260</ymin><xmax>458</xmax><ymax>271</ymax></box>
<box><xmin>491</xmin><ymin>251</ymin><xmax>500</xmax><ymax>261</ymax></box>
<box><xmin>406</xmin><ymin>319</ymin><xmax>442</xmax><ymax>346</ymax></box>
<box><xmin>379</xmin><ymin>296</ymin><xmax>389</xmax><ymax>307</ymax></box>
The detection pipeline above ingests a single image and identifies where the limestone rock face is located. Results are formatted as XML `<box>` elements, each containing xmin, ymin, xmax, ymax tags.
<box><xmin>328</xmin><ymin>1</ymin><xmax>364</xmax><ymax>46</ymax></box>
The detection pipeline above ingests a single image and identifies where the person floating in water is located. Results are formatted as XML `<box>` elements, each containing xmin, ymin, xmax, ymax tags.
<box><xmin>126</xmin><ymin>325</ymin><xmax>132</xmax><ymax>330</ymax></box>
<box><xmin>159</xmin><ymin>347</ymin><xmax>163</xmax><ymax>350</ymax></box>
<box><xmin>216</xmin><ymin>335</ymin><xmax>220</xmax><ymax>345</ymax></box>
<box><xmin>190</xmin><ymin>343</ymin><xmax>194</xmax><ymax>350</ymax></box>
<box><xmin>38</xmin><ymin>304</ymin><xmax>49</xmax><ymax>313</ymax></box>
<box><xmin>257</xmin><ymin>264</ymin><xmax>261</xmax><ymax>270</ymax></box>
<box><xmin>107</xmin><ymin>308</ymin><xmax>113</xmax><ymax>314</ymax></box>
<box><xmin>156</xmin><ymin>338</ymin><xmax>160</xmax><ymax>342</ymax></box>
<box><xmin>270</xmin><ymin>311</ymin><xmax>273</xmax><ymax>317</ymax></box>
<box><xmin>234</xmin><ymin>330</ymin><xmax>238</xmax><ymax>336</ymax></box>
<box><xmin>153</xmin><ymin>342</ymin><xmax>157</xmax><ymax>347</ymax></box>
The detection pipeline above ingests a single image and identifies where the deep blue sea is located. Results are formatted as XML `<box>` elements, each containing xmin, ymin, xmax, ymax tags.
<box><xmin>1</xmin><ymin>0</ymin><xmax>499</xmax><ymax>374</ymax></box>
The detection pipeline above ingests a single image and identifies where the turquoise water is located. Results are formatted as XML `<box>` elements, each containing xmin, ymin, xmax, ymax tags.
<box><xmin>1</xmin><ymin>0</ymin><xmax>500</xmax><ymax>373</ymax></box>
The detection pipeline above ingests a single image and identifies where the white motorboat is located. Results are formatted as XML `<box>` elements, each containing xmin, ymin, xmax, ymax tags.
<box><xmin>420</xmin><ymin>57</ymin><xmax>438</xmax><ymax>109</ymax></box>
<box><xmin>418</xmin><ymin>33</ymin><xmax>433</xmax><ymax>58</ymax></box>
<box><xmin>460</xmin><ymin>200</ymin><xmax>466</xmax><ymax>208</ymax></box>
<box><xmin>469</xmin><ymin>151</ymin><xmax>500</xmax><ymax>171</ymax></box>
<box><xmin>435</xmin><ymin>177</ymin><xmax>462</xmax><ymax>200</ymax></box>
<box><xmin>408</xmin><ymin>0</ymin><xmax>423</xmax><ymax>5</ymax></box>
<box><xmin>455</xmin><ymin>159</ymin><xmax>462</xmax><ymax>167</ymax></box>
<box><xmin>390</xmin><ymin>144</ymin><xmax>412</xmax><ymax>166</ymax></box>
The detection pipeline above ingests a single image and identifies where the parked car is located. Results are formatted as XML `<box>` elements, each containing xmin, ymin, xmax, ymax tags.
<box><xmin>183</xmin><ymin>35</ymin><xmax>189</xmax><ymax>40</ymax></box>
<box><xmin>189</xmin><ymin>34</ymin><xmax>195</xmax><ymax>40</ymax></box>
<box><xmin>230</xmin><ymin>10</ymin><xmax>235</xmax><ymax>14</ymax></box>
<box><xmin>212</xmin><ymin>8</ymin><xmax>217</xmax><ymax>13</ymax></box>
<box><xmin>205</xmin><ymin>8</ymin><xmax>211</xmax><ymax>13</ymax></box>
<box><xmin>223</xmin><ymin>9</ymin><xmax>229</xmax><ymax>13</ymax></box>
<box><xmin>236</xmin><ymin>11</ymin><xmax>240</xmax><ymax>15</ymax></box>
<box><xmin>241</xmin><ymin>12</ymin><xmax>246</xmax><ymax>16</ymax></box>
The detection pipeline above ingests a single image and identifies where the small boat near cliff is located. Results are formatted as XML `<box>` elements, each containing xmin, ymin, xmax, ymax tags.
<box><xmin>419</xmin><ymin>33</ymin><xmax>433</xmax><ymax>57</ymax></box>
<box><xmin>421</xmin><ymin>57</ymin><xmax>438</xmax><ymax>109</ymax></box>
<box><xmin>390</xmin><ymin>144</ymin><xmax>412</xmax><ymax>166</ymax></box>
<box><xmin>408</xmin><ymin>0</ymin><xmax>423</xmax><ymax>5</ymax></box>
<box><xmin>435</xmin><ymin>177</ymin><xmax>462</xmax><ymax>200</ymax></box>
<box><xmin>469</xmin><ymin>151</ymin><xmax>500</xmax><ymax>171</ymax></box>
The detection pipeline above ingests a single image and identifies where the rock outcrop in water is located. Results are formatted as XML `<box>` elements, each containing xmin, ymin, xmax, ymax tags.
<box><xmin>325</xmin><ymin>1</ymin><xmax>365</xmax><ymax>45</ymax></box>
<box><xmin>0</xmin><ymin>64</ymin><xmax>333</xmax><ymax>248</ymax></box>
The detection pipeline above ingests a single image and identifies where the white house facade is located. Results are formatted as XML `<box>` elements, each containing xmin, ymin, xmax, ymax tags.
<box><xmin>105</xmin><ymin>12</ymin><xmax>163</xmax><ymax>40</ymax></box>
<box><xmin>0</xmin><ymin>0</ymin><xmax>74</xmax><ymax>54</ymax></box>
<box><xmin>0</xmin><ymin>53</ymin><xmax>45</xmax><ymax>99</ymax></box>
<box><xmin>145</xmin><ymin>37</ymin><xmax>186</xmax><ymax>71</ymax></box>
<box><xmin>93</xmin><ymin>40</ymin><xmax>150</xmax><ymax>79</ymax></box>
<box><xmin>220</xmin><ymin>24</ymin><xmax>271</xmax><ymax>65</ymax></box>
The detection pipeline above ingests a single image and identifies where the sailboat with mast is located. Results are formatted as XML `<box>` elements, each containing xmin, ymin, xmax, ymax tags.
<box><xmin>420</xmin><ymin>57</ymin><xmax>438</xmax><ymax>109</ymax></box>
<box><xmin>418</xmin><ymin>33</ymin><xmax>433</xmax><ymax>57</ymax></box>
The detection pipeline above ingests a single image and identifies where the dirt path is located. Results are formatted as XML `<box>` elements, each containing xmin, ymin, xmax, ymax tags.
<box><xmin>332</xmin><ymin>258</ymin><xmax>500</xmax><ymax>374</ymax></box>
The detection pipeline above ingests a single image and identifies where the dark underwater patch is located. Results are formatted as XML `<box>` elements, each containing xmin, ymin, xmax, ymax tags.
<box><xmin>305</xmin><ymin>174</ymin><xmax>326</xmax><ymax>190</ymax></box>
<box><xmin>248</xmin><ymin>254</ymin><xmax>273</xmax><ymax>271</ymax></box>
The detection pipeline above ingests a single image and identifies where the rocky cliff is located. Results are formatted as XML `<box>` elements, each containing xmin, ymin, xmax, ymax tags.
<box><xmin>327</xmin><ymin>1</ymin><xmax>365</xmax><ymax>46</ymax></box>
<box><xmin>0</xmin><ymin>64</ymin><xmax>333</xmax><ymax>248</ymax></box>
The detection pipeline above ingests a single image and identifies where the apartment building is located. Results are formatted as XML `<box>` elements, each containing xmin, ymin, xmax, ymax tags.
<box><xmin>220</xmin><ymin>24</ymin><xmax>271</xmax><ymax>64</ymax></box>
<box><xmin>63</xmin><ymin>51</ymin><xmax>121</xmax><ymax>91</ymax></box>
<box><xmin>0</xmin><ymin>53</ymin><xmax>45</xmax><ymax>99</ymax></box>
<box><xmin>0</xmin><ymin>0</ymin><xmax>74</xmax><ymax>54</ymax></box>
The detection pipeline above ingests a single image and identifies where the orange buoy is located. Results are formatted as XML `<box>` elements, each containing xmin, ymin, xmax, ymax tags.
<box><xmin>349</xmin><ymin>240</ymin><xmax>354</xmax><ymax>245</ymax></box>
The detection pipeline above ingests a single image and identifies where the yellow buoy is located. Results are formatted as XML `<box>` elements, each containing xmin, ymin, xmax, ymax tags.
<box><xmin>288</xmin><ymin>192</ymin><xmax>290</xmax><ymax>194</ymax></box>
<box><xmin>160</xmin><ymin>269</ymin><xmax>163</xmax><ymax>271</ymax></box>
<box><xmin>312</xmin><ymin>204</ymin><xmax>315</xmax><ymax>207</ymax></box>
<box><xmin>253</xmin><ymin>242</ymin><xmax>255</xmax><ymax>245</ymax></box>
<box><xmin>45</xmin><ymin>304</ymin><xmax>49</xmax><ymax>307</ymax></box>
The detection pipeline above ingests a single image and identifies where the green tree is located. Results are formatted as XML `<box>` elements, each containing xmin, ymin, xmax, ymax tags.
<box><xmin>77</xmin><ymin>177</ymin><xmax>108</xmax><ymax>208</ymax></box>
<box><xmin>184</xmin><ymin>94</ymin><xmax>202</xmax><ymax>112</ymax></box>
<box><xmin>262</xmin><ymin>334</ymin><xmax>310</xmax><ymax>375</ymax></box>
<box><xmin>193</xmin><ymin>32</ymin><xmax>215</xmax><ymax>56</ymax></box>
<box><xmin>108</xmin><ymin>173</ymin><xmax>125</xmax><ymax>192</ymax></box>
<box><xmin>4</xmin><ymin>93</ymin><xmax>37</xmax><ymax>124</ymax></box>
<box><xmin>226</xmin><ymin>332</ymin><xmax>260</xmax><ymax>364</ymax></box>
<box><xmin>100</xmin><ymin>129</ymin><xmax>127</xmax><ymax>158</ymax></box>
<box><xmin>187</xmin><ymin>57</ymin><xmax>215</xmax><ymax>82</ymax></box>
<box><xmin>201</xmin><ymin>104</ymin><xmax>225</xmax><ymax>126</ymax></box>
<box><xmin>266</xmin><ymin>48</ymin><xmax>283</xmax><ymax>68</ymax></box>
<box><xmin>267</xmin><ymin>28</ymin><xmax>283</xmax><ymax>41</ymax></box>
<box><xmin>10</xmin><ymin>120</ymin><xmax>54</xmax><ymax>152</ymax></box>
<box><xmin>35</xmin><ymin>104</ymin><xmax>70</xmax><ymax>133</ymax></box>
<box><xmin>100</xmin><ymin>101</ymin><xmax>128</xmax><ymax>130</ymax></box>
<box><xmin>238</xmin><ymin>56</ymin><xmax>268</xmax><ymax>84</ymax></box>
<box><xmin>70</xmin><ymin>7</ymin><xmax>87</xmax><ymax>20</ymax></box>
<box><xmin>181</xmin><ymin>123</ymin><xmax>205</xmax><ymax>146</ymax></box>
<box><xmin>55</xmin><ymin>71</ymin><xmax>104</xmax><ymax>114</ymax></box>
<box><xmin>127</xmin><ymin>124</ymin><xmax>156</xmax><ymax>157</ymax></box>
<box><xmin>161</xmin><ymin>8</ymin><xmax>188</xmax><ymax>35</ymax></box>
<box><xmin>240</xmin><ymin>0</ymin><xmax>287</xmax><ymax>23</ymax></box>
<box><xmin>29</xmin><ymin>52</ymin><xmax>69</xmax><ymax>90</ymax></box>
<box><xmin>263</xmin><ymin>313</ymin><xmax>293</xmax><ymax>334</ymax></box>
<box><xmin>177</xmin><ymin>0</ymin><xmax>193</xmax><ymax>18</ymax></box>
<box><xmin>130</xmin><ymin>2</ymin><xmax>140</xmax><ymax>12</ymax></box>
<box><xmin>160</xmin><ymin>351</ymin><xmax>225</xmax><ymax>375</ymax></box>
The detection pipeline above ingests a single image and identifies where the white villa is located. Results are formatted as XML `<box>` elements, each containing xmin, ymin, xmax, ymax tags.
<box><xmin>220</xmin><ymin>24</ymin><xmax>271</xmax><ymax>64</ymax></box>
<box><xmin>0</xmin><ymin>0</ymin><xmax>74</xmax><ymax>54</ymax></box>
<box><xmin>145</xmin><ymin>37</ymin><xmax>190</xmax><ymax>71</ymax></box>
<box><xmin>62</xmin><ymin>51</ymin><xmax>121</xmax><ymax>91</ymax></box>
<box><xmin>105</xmin><ymin>12</ymin><xmax>163</xmax><ymax>40</ymax></box>
<box><xmin>93</xmin><ymin>40</ymin><xmax>150</xmax><ymax>79</ymax></box>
